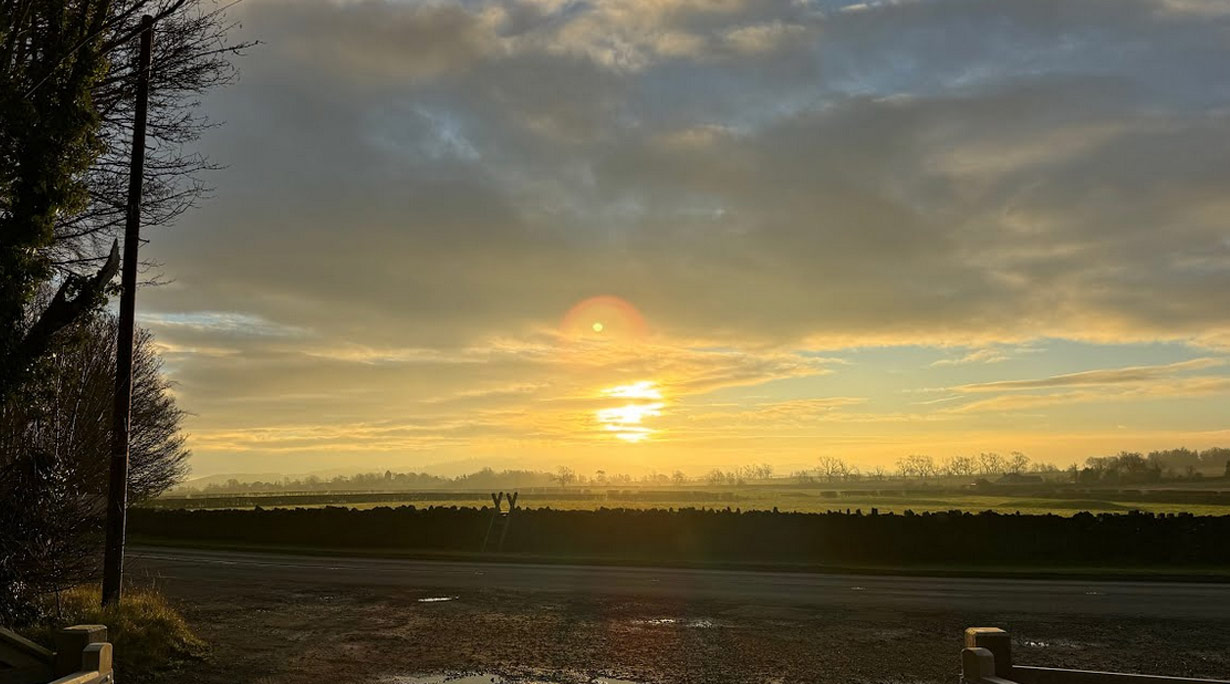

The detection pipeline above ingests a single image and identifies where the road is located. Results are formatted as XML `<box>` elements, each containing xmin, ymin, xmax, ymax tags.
<box><xmin>128</xmin><ymin>546</ymin><xmax>1230</xmax><ymax>619</ymax></box>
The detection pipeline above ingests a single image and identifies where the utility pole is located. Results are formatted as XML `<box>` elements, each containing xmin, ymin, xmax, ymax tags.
<box><xmin>102</xmin><ymin>14</ymin><xmax>154</xmax><ymax>607</ymax></box>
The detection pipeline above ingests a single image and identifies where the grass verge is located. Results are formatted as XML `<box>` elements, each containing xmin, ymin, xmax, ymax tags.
<box><xmin>22</xmin><ymin>585</ymin><xmax>205</xmax><ymax>680</ymax></box>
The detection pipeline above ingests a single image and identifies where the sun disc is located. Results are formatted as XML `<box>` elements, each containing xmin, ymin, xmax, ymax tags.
<box><xmin>560</xmin><ymin>295</ymin><xmax>647</xmax><ymax>340</ymax></box>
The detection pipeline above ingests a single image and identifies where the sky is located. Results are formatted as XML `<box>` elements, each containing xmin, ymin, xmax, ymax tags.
<box><xmin>139</xmin><ymin>0</ymin><xmax>1230</xmax><ymax>478</ymax></box>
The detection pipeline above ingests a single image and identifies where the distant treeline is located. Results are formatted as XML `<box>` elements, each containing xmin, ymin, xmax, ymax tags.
<box><xmin>1075</xmin><ymin>448</ymin><xmax>1230</xmax><ymax>484</ymax></box>
<box><xmin>130</xmin><ymin>506</ymin><xmax>1230</xmax><ymax>568</ymax></box>
<box><xmin>168</xmin><ymin>447</ymin><xmax>1230</xmax><ymax>497</ymax></box>
<box><xmin>170</xmin><ymin>468</ymin><xmax>560</xmax><ymax>496</ymax></box>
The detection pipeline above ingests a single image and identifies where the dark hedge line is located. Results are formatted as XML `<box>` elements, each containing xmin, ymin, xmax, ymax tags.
<box><xmin>128</xmin><ymin>507</ymin><xmax>1230</xmax><ymax>567</ymax></box>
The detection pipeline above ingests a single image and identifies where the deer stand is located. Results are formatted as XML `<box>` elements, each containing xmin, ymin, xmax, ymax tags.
<box><xmin>481</xmin><ymin>491</ymin><xmax>518</xmax><ymax>552</ymax></box>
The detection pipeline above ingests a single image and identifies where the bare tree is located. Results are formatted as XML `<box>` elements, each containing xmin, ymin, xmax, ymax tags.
<box><xmin>1007</xmin><ymin>451</ymin><xmax>1030</xmax><ymax>474</ymax></box>
<box><xmin>816</xmin><ymin>456</ymin><xmax>849</xmax><ymax>481</ymax></box>
<box><xmin>898</xmin><ymin>454</ymin><xmax>936</xmax><ymax>479</ymax></box>
<box><xmin>47</xmin><ymin>0</ymin><xmax>251</xmax><ymax>272</ymax></box>
<box><xmin>2</xmin><ymin>0</ymin><xmax>250</xmax><ymax>397</ymax></box>
<box><xmin>0</xmin><ymin>315</ymin><xmax>188</xmax><ymax>497</ymax></box>
<box><xmin>553</xmin><ymin>466</ymin><xmax>576</xmax><ymax>488</ymax></box>
<box><xmin>943</xmin><ymin>454</ymin><xmax>977</xmax><ymax>477</ymax></box>
<box><xmin>0</xmin><ymin>315</ymin><xmax>188</xmax><ymax>620</ymax></box>
<box><xmin>978</xmin><ymin>452</ymin><xmax>1006</xmax><ymax>476</ymax></box>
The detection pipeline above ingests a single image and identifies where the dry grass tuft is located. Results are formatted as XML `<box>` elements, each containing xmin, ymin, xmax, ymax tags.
<box><xmin>24</xmin><ymin>585</ymin><xmax>205</xmax><ymax>678</ymax></box>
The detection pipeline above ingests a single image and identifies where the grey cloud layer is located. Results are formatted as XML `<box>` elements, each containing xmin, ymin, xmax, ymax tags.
<box><xmin>146</xmin><ymin>0</ymin><xmax>1230</xmax><ymax>351</ymax></box>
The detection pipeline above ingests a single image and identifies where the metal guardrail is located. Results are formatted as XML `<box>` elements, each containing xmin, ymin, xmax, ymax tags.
<box><xmin>962</xmin><ymin>627</ymin><xmax>1229</xmax><ymax>684</ymax></box>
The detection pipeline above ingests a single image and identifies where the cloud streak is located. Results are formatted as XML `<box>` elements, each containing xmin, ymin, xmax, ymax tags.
<box><xmin>954</xmin><ymin>358</ymin><xmax>1225</xmax><ymax>393</ymax></box>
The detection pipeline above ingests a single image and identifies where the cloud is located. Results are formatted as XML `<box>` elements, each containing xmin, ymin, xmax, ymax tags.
<box><xmin>954</xmin><ymin>358</ymin><xmax>1225</xmax><ymax>392</ymax></box>
<box><xmin>137</xmin><ymin>311</ymin><xmax>305</xmax><ymax>337</ymax></box>
<box><xmin>146</xmin><ymin>319</ymin><xmax>842</xmax><ymax>462</ymax></box>
<box><xmin>942</xmin><ymin>358</ymin><xmax>1230</xmax><ymax>413</ymax></box>
<box><xmin>722</xmin><ymin>21</ymin><xmax>811</xmax><ymax>55</ymax></box>
<box><xmin>253</xmin><ymin>0</ymin><xmax>502</xmax><ymax>83</ymax></box>
<box><xmin>150</xmin><ymin>0</ymin><xmax>1230</xmax><ymax>351</ymax></box>
<box><xmin>949</xmin><ymin>376</ymin><xmax>1230</xmax><ymax>414</ymax></box>
<box><xmin>931</xmin><ymin>348</ymin><xmax>1013</xmax><ymax>367</ymax></box>
<box><xmin>135</xmin><ymin>0</ymin><xmax>1230</xmax><ymax>473</ymax></box>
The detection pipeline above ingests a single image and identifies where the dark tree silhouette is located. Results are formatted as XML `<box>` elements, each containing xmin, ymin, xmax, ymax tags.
<box><xmin>0</xmin><ymin>316</ymin><xmax>189</xmax><ymax>622</ymax></box>
<box><xmin>1</xmin><ymin>0</ymin><xmax>250</xmax><ymax>398</ymax></box>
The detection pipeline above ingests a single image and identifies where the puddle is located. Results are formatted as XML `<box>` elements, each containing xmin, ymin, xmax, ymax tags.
<box><xmin>633</xmin><ymin>617</ymin><xmax>715</xmax><ymax>628</ymax></box>
<box><xmin>385</xmin><ymin>674</ymin><xmax>643</xmax><ymax>684</ymax></box>
<box><xmin>1020</xmin><ymin>639</ymin><xmax>1085</xmax><ymax>650</ymax></box>
<box><xmin>387</xmin><ymin>676</ymin><xmax>506</xmax><ymax>684</ymax></box>
<box><xmin>417</xmin><ymin>596</ymin><xmax>459</xmax><ymax>603</ymax></box>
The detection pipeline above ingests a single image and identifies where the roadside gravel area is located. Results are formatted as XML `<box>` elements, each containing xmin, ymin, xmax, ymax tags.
<box><xmin>144</xmin><ymin>580</ymin><xmax>1229</xmax><ymax>684</ymax></box>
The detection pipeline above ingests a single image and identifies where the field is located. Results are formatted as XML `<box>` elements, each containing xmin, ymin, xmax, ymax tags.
<box><xmin>146</xmin><ymin>482</ymin><xmax>1230</xmax><ymax>517</ymax></box>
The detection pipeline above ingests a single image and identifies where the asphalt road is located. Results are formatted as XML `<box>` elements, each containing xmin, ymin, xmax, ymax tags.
<box><xmin>129</xmin><ymin>546</ymin><xmax>1230</xmax><ymax>620</ymax></box>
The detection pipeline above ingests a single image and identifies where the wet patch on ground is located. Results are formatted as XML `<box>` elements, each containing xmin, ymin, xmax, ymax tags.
<box><xmin>629</xmin><ymin>617</ymin><xmax>716</xmax><ymax>628</ymax></box>
<box><xmin>384</xmin><ymin>671</ymin><xmax>646</xmax><ymax>684</ymax></box>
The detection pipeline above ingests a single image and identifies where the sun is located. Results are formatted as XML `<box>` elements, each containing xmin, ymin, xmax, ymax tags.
<box><xmin>559</xmin><ymin>295</ymin><xmax>648</xmax><ymax>339</ymax></box>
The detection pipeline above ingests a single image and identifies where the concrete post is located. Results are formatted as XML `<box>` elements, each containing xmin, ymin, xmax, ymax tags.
<box><xmin>81</xmin><ymin>642</ymin><xmax>113</xmax><ymax>677</ymax></box>
<box><xmin>965</xmin><ymin>627</ymin><xmax>1012</xmax><ymax>679</ymax></box>
<box><xmin>963</xmin><ymin>647</ymin><xmax>998</xmax><ymax>683</ymax></box>
<box><xmin>53</xmin><ymin>625</ymin><xmax>108</xmax><ymax>677</ymax></box>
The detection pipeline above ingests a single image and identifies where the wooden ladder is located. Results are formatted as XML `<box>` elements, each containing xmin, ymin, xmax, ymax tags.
<box><xmin>481</xmin><ymin>491</ymin><xmax>518</xmax><ymax>552</ymax></box>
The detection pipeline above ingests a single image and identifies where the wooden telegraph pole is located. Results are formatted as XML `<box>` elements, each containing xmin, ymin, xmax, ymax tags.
<box><xmin>102</xmin><ymin>14</ymin><xmax>154</xmax><ymax>607</ymax></box>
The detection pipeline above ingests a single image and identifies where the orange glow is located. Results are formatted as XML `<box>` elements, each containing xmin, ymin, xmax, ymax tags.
<box><xmin>560</xmin><ymin>295</ymin><xmax>648</xmax><ymax>340</ymax></box>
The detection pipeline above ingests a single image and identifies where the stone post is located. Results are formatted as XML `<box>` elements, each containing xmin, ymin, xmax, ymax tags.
<box><xmin>82</xmin><ymin>642</ymin><xmax>113</xmax><ymax>678</ymax></box>
<box><xmin>53</xmin><ymin>625</ymin><xmax>108</xmax><ymax>677</ymax></box>
<box><xmin>963</xmin><ymin>647</ymin><xmax>998</xmax><ymax>683</ymax></box>
<box><xmin>965</xmin><ymin>627</ymin><xmax>1012</xmax><ymax>679</ymax></box>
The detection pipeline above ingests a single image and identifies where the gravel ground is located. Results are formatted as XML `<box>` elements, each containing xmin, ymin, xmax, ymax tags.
<box><xmin>139</xmin><ymin>579</ymin><xmax>1229</xmax><ymax>684</ymax></box>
